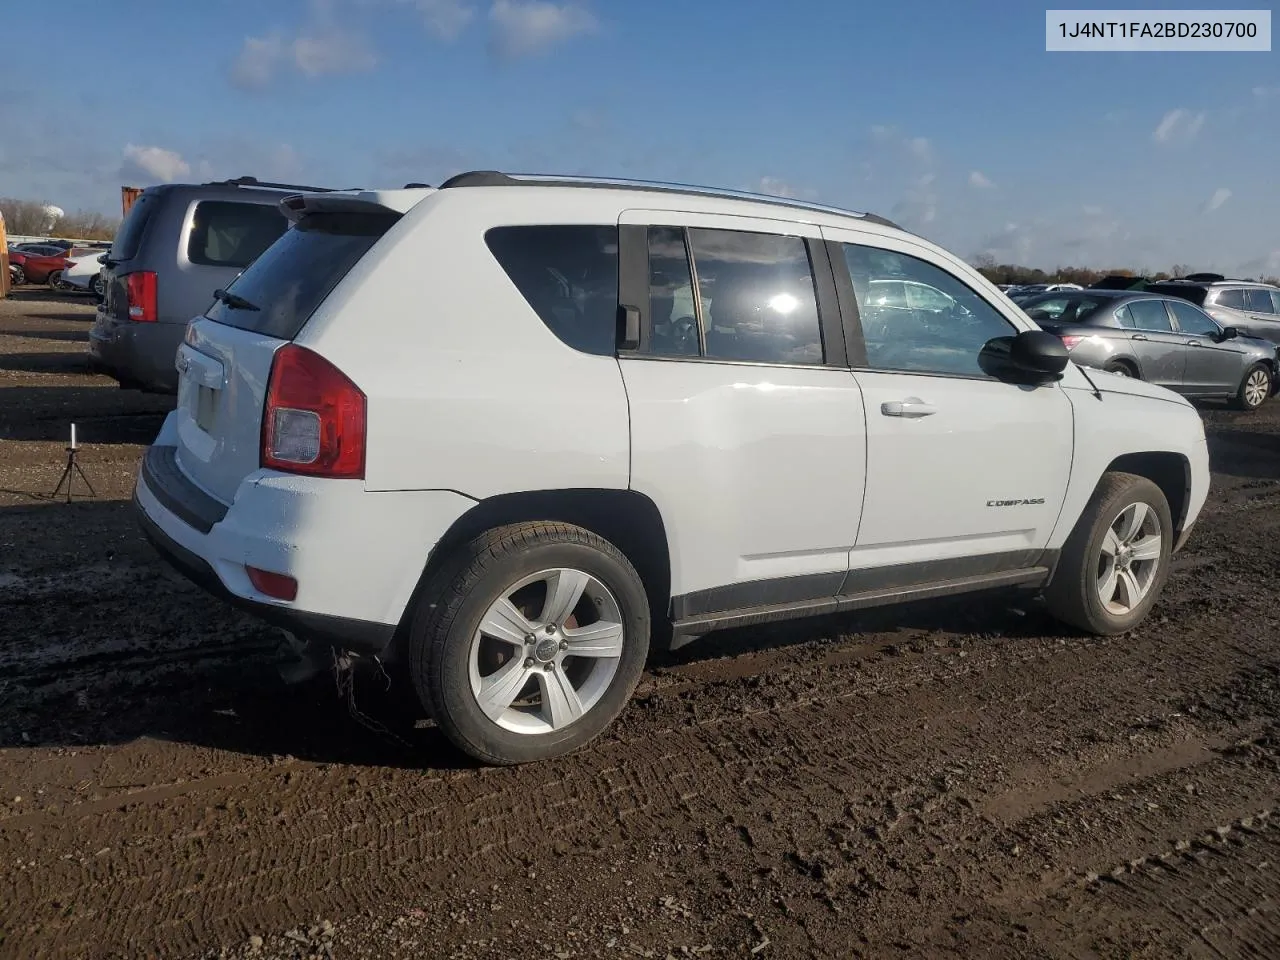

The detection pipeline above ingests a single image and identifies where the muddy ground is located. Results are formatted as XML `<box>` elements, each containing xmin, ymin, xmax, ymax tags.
<box><xmin>1</xmin><ymin>289</ymin><xmax>1278</xmax><ymax>959</ymax></box>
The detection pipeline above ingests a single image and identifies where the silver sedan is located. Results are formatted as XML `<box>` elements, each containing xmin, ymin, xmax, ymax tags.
<box><xmin>1020</xmin><ymin>290</ymin><xmax>1280</xmax><ymax>411</ymax></box>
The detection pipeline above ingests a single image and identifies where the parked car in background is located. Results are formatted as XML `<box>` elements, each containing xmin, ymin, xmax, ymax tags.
<box><xmin>61</xmin><ymin>250</ymin><xmax>108</xmax><ymax>298</ymax></box>
<box><xmin>90</xmin><ymin>175</ymin><xmax>338</xmax><ymax>393</ymax></box>
<box><xmin>18</xmin><ymin>248</ymin><xmax>72</xmax><ymax>286</ymax></box>
<box><xmin>6</xmin><ymin>243</ymin><xmax>68</xmax><ymax>284</ymax></box>
<box><xmin>1021</xmin><ymin>289</ymin><xmax>1279</xmax><ymax>410</ymax></box>
<box><xmin>134</xmin><ymin>170</ymin><xmax>1210</xmax><ymax>765</ymax></box>
<box><xmin>1144</xmin><ymin>277</ymin><xmax>1280</xmax><ymax>345</ymax></box>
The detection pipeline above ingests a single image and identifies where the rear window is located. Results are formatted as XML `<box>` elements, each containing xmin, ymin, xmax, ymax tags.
<box><xmin>110</xmin><ymin>191</ymin><xmax>158</xmax><ymax>261</ymax></box>
<box><xmin>485</xmin><ymin>225</ymin><xmax>620</xmax><ymax>356</ymax></box>
<box><xmin>187</xmin><ymin>200</ymin><xmax>288</xmax><ymax>268</ymax></box>
<box><xmin>206</xmin><ymin>211</ymin><xmax>399</xmax><ymax>340</ymax></box>
<box><xmin>1145</xmin><ymin>283</ymin><xmax>1207</xmax><ymax>307</ymax></box>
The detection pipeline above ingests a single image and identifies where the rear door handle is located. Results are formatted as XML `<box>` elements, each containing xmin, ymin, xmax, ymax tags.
<box><xmin>1131</xmin><ymin>334</ymin><xmax>1149</xmax><ymax>341</ymax></box>
<box><xmin>1186</xmin><ymin>340</ymin><xmax>1202</xmax><ymax>347</ymax></box>
<box><xmin>881</xmin><ymin>398</ymin><xmax>936</xmax><ymax>418</ymax></box>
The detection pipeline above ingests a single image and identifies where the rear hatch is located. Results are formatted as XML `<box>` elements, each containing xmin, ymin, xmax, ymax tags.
<box><xmin>102</xmin><ymin>187</ymin><xmax>162</xmax><ymax>323</ymax></box>
<box><xmin>171</xmin><ymin>200</ymin><xmax>407</xmax><ymax>504</ymax></box>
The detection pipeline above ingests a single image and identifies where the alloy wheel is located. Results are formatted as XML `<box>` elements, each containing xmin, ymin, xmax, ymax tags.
<box><xmin>1244</xmin><ymin>368</ymin><xmax>1270</xmax><ymax>408</ymax></box>
<box><xmin>1095</xmin><ymin>502</ymin><xmax>1162</xmax><ymax>615</ymax></box>
<box><xmin>468</xmin><ymin>567</ymin><xmax>625</xmax><ymax>734</ymax></box>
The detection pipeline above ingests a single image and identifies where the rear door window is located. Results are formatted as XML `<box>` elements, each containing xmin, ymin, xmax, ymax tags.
<box><xmin>1214</xmin><ymin>288</ymin><xmax>1247</xmax><ymax>309</ymax></box>
<box><xmin>485</xmin><ymin>225</ymin><xmax>620</xmax><ymax>356</ymax></box>
<box><xmin>187</xmin><ymin>201</ymin><xmax>289</xmax><ymax>268</ymax></box>
<box><xmin>1245</xmin><ymin>288</ymin><xmax>1276</xmax><ymax>313</ymax></box>
<box><xmin>206</xmin><ymin>210</ymin><xmax>400</xmax><ymax>340</ymax></box>
<box><xmin>1126</xmin><ymin>299</ymin><xmax>1175</xmax><ymax>331</ymax></box>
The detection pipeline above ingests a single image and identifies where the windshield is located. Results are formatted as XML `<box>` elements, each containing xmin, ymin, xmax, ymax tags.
<box><xmin>205</xmin><ymin>210</ymin><xmax>401</xmax><ymax>340</ymax></box>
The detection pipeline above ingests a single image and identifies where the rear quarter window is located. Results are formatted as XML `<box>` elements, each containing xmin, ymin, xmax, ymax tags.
<box><xmin>206</xmin><ymin>210</ymin><xmax>400</xmax><ymax>340</ymax></box>
<box><xmin>485</xmin><ymin>225</ymin><xmax>620</xmax><ymax>356</ymax></box>
<box><xmin>187</xmin><ymin>200</ymin><xmax>289</xmax><ymax>268</ymax></box>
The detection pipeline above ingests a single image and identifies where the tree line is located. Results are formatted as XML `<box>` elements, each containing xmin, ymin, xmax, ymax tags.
<box><xmin>971</xmin><ymin>254</ymin><xmax>1280</xmax><ymax>288</ymax></box>
<box><xmin>0</xmin><ymin>197</ymin><xmax>120</xmax><ymax>241</ymax></box>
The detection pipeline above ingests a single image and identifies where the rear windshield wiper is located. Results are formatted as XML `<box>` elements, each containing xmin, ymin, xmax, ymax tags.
<box><xmin>212</xmin><ymin>288</ymin><xmax>260</xmax><ymax>311</ymax></box>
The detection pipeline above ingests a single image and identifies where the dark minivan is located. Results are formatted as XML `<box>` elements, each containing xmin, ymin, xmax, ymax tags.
<box><xmin>89</xmin><ymin>176</ymin><xmax>339</xmax><ymax>394</ymax></box>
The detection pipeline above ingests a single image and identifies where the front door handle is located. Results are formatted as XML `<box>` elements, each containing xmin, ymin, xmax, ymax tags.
<box><xmin>1186</xmin><ymin>340</ymin><xmax>1202</xmax><ymax>347</ymax></box>
<box><xmin>1131</xmin><ymin>334</ymin><xmax>1150</xmax><ymax>341</ymax></box>
<box><xmin>881</xmin><ymin>398</ymin><xmax>937</xmax><ymax>418</ymax></box>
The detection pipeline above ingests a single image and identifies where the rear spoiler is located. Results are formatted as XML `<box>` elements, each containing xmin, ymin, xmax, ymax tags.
<box><xmin>279</xmin><ymin>188</ymin><xmax>435</xmax><ymax>223</ymax></box>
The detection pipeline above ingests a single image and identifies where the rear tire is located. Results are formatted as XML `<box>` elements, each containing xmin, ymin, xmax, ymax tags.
<box><xmin>1044</xmin><ymin>472</ymin><xmax>1173</xmax><ymax>635</ymax></box>
<box><xmin>47</xmin><ymin>271</ymin><xmax>63</xmax><ymax>291</ymax></box>
<box><xmin>409</xmin><ymin>522</ymin><xmax>650</xmax><ymax>765</ymax></box>
<box><xmin>1103</xmin><ymin>360</ymin><xmax>1137</xmax><ymax>378</ymax></box>
<box><xmin>1231</xmin><ymin>362</ymin><xmax>1271</xmax><ymax>411</ymax></box>
<box><xmin>11</xmin><ymin>266</ymin><xmax>25</xmax><ymax>286</ymax></box>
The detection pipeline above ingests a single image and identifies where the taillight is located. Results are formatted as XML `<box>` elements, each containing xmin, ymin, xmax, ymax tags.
<box><xmin>126</xmin><ymin>271</ymin><xmax>157</xmax><ymax>322</ymax></box>
<box><xmin>1060</xmin><ymin>335</ymin><xmax>1083</xmax><ymax>350</ymax></box>
<box><xmin>261</xmin><ymin>344</ymin><xmax>366</xmax><ymax>479</ymax></box>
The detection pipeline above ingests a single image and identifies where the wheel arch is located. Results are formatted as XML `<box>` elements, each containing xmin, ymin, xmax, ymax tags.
<box><xmin>388</xmin><ymin>488</ymin><xmax>674</xmax><ymax>661</ymax></box>
<box><xmin>1102</xmin><ymin>451</ymin><xmax>1191</xmax><ymax>540</ymax></box>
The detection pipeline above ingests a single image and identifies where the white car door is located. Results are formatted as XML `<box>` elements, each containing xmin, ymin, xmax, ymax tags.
<box><xmin>617</xmin><ymin>210</ymin><xmax>867</xmax><ymax>623</ymax></box>
<box><xmin>821</xmin><ymin>225</ymin><xmax>1074</xmax><ymax>580</ymax></box>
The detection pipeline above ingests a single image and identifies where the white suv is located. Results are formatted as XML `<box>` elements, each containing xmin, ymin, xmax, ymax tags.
<box><xmin>133</xmin><ymin>171</ymin><xmax>1211</xmax><ymax>765</ymax></box>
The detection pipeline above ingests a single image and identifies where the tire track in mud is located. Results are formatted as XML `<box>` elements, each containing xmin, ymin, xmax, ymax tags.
<box><xmin>3</xmin><ymin>600</ymin><xmax>1276</xmax><ymax>958</ymax></box>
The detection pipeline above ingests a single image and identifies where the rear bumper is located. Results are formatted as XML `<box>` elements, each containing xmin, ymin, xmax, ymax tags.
<box><xmin>89</xmin><ymin>310</ymin><xmax>185</xmax><ymax>393</ymax></box>
<box><xmin>133</xmin><ymin>424</ymin><xmax>476</xmax><ymax>656</ymax></box>
<box><xmin>135</xmin><ymin>492</ymin><xmax>396</xmax><ymax>653</ymax></box>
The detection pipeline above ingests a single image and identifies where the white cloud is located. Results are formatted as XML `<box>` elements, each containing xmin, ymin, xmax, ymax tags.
<box><xmin>1153</xmin><ymin>107</ymin><xmax>1206</xmax><ymax>144</ymax></box>
<box><xmin>121</xmin><ymin>144</ymin><xmax>190</xmax><ymax>183</ymax></box>
<box><xmin>892</xmin><ymin>172</ymin><xmax>938</xmax><ymax>229</ymax></box>
<box><xmin>229</xmin><ymin>35</ymin><xmax>284</xmax><ymax>90</ymax></box>
<box><xmin>1253</xmin><ymin>85</ymin><xmax>1280</xmax><ymax>100</ymax></box>
<box><xmin>968</xmin><ymin>170</ymin><xmax>994</xmax><ymax>189</ymax></box>
<box><xmin>1204</xmin><ymin>187</ymin><xmax>1232</xmax><ymax>213</ymax></box>
<box><xmin>399</xmin><ymin>0</ymin><xmax>476</xmax><ymax>40</ymax></box>
<box><xmin>228</xmin><ymin>0</ymin><xmax>377</xmax><ymax>90</ymax></box>
<box><xmin>1082</xmin><ymin>205</ymin><xmax>1104</xmax><ymax>216</ymax></box>
<box><xmin>293</xmin><ymin>28</ymin><xmax>378</xmax><ymax>76</ymax></box>
<box><xmin>755</xmin><ymin>176</ymin><xmax>796</xmax><ymax>198</ymax></box>
<box><xmin>907</xmin><ymin>137</ymin><xmax>933</xmax><ymax>162</ymax></box>
<box><xmin>488</xmin><ymin>1</ymin><xmax>597</xmax><ymax>59</ymax></box>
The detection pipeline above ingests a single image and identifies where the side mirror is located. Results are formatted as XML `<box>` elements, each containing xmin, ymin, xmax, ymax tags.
<box><xmin>1217</xmin><ymin>325</ymin><xmax>1239</xmax><ymax>341</ymax></box>
<box><xmin>979</xmin><ymin>330</ymin><xmax>1069</xmax><ymax>384</ymax></box>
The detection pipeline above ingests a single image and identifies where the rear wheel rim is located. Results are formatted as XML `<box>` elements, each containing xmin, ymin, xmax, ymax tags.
<box><xmin>1096</xmin><ymin>502</ymin><xmax>1162</xmax><ymax>616</ymax></box>
<box><xmin>1245</xmin><ymin>368</ymin><xmax>1269</xmax><ymax>407</ymax></box>
<box><xmin>468</xmin><ymin>567</ymin><xmax>625</xmax><ymax>735</ymax></box>
<box><xmin>1109</xmin><ymin>365</ymin><xmax>1132</xmax><ymax>377</ymax></box>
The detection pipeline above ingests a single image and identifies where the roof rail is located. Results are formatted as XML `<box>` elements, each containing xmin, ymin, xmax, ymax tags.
<box><xmin>436</xmin><ymin>170</ymin><xmax>903</xmax><ymax>230</ymax></box>
<box><xmin>204</xmin><ymin>175</ymin><xmax>346</xmax><ymax>194</ymax></box>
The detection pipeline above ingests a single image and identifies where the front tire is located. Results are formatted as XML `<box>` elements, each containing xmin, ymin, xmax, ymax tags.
<box><xmin>409</xmin><ymin>522</ymin><xmax>650</xmax><ymax>765</ymax></box>
<box><xmin>11</xmin><ymin>266</ymin><xmax>25</xmax><ymax>286</ymax></box>
<box><xmin>1232</xmin><ymin>362</ymin><xmax>1272</xmax><ymax>411</ymax></box>
<box><xmin>1044</xmin><ymin>472</ymin><xmax>1172</xmax><ymax>635</ymax></box>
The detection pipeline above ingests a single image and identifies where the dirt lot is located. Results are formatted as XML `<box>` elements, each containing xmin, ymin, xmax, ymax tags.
<box><xmin>1</xmin><ymin>289</ymin><xmax>1279</xmax><ymax>959</ymax></box>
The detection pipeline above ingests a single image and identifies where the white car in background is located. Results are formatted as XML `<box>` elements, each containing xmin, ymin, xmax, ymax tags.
<box><xmin>60</xmin><ymin>250</ymin><xmax>107</xmax><ymax>299</ymax></box>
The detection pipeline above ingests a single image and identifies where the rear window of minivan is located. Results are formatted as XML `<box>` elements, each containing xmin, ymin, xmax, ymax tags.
<box><xmin>110</xmin><ymin>191</ymin><xmax>158</xmax><ymax>261</ymax></box>
<box><xmin>187</xmin><ymin>201</ymin><xmax>288</xmax><ymax>268</ymax></box>
<box><xmin>205</xmin><ymin>210</ymin><xmax>400</xmax><ymax>340</ymax></box>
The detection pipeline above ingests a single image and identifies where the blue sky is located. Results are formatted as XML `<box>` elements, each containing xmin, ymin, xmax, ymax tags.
<box><xmin>3</xmin><ymin>0</ymin><xmax>1277</xmax><ymax>274</ymax></box>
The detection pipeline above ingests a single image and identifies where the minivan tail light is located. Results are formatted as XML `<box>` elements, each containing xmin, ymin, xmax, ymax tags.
<box><xmin>261</xmin><ymin>344</ymin><xmax>366</xmax><ymax>479</ymax></box>
<box><xmin>247</xmin><ymin>566</ymin><xmax>298</xmax><ymax>601</ymax></box>
<box><xmin>1060</xmin><ymin>335</ymin><xmax>1083</xmax><ymax>350</ymax></box>
<box><xmin>126</xmin><ymin>271</ymin><xmax>157</xmax><ymax>322</ymax></box>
